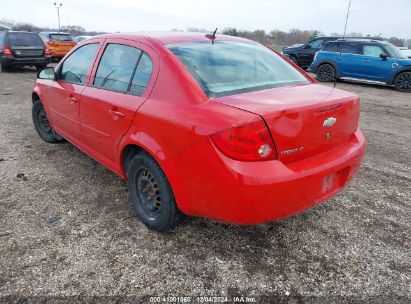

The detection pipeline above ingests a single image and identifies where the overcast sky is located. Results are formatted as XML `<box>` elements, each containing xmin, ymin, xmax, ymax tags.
<box><xmin>1</xmin><ymin>0</ymin><xmax>410</xmax><ymax>38</ymax></box>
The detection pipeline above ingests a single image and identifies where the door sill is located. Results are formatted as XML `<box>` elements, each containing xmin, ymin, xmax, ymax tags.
<box><xmin>339</xmin><ymin>77</ymin><xmax>389</xmax><ymax>86</ymax></box>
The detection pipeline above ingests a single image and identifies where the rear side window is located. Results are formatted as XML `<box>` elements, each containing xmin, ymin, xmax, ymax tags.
<box><xmin>49</xmin><ymin>34</ymin><xmax>73</xmax><ymax>41</ymax></box>
<box><xmin>0</xmin><ymin>31</ymin><xmax>5</xmax><ymax>49</ymax></box>
<box><xmin>130</xmin><ymin>53</ymin><xmax>153</xmax><ymax>96</ymax></box>
<box><xmin>7</xmin><ymin>32</ymin><xmax>44</xmax><ymax>46</ymax></box>
<box><xmin>94</xmin><ymin>44</ymin><xmax>142</xmax><ymax>93</ymax></box>
<box><xmin>341</xmin><ymin>43</ymin><xmax>360</xmax><ymax>55</ymax></box>
<box><xmin>362</xmin><ymin>45</ymin><xmax>385</xmax><ymax>57</ymax></box>
<box><xmin>60</xmin><ymin>43</ymin><xmax>99</xmax><ymax>84</ymax></box>
<box><xmin>323</xmin><ymin>42</ymin><xmax>340</xmax><ymax>52</ymax></box>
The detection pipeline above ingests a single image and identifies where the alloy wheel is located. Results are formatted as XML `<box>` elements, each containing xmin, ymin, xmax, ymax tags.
<box><xmin>317</xmin><ymin>64</ymin><xmax>335</xmax><ymax>82</ymax></box>
<box><xmin>396</xmin><ymin>72</ymin><xmax>411</xmax><ymax>92</ymax></box>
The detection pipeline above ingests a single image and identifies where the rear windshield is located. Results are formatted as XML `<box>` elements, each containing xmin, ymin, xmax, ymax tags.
<box><xmin>49</xmin><ymin>34</ymin><xmax>73</xmax><ymax>42</ymax></box>
<box><xmin>8</xmin><ymin>32</ymin><xmax>44</xmax><ymax>46</ymax></box>
<box><xmin>167</xmin><ymin>41</ymin><xmax>310</xmax><ymax>98</ymax></box>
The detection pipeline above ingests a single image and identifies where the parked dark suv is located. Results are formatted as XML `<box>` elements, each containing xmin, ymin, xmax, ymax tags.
<box><xmin>0</xmin><ymin>31</ymin><xmax>50</xmax><ymax>72</ymax></box>
<box><xmin>282</xmin><ymin>37</ymin><xmax>341</xmax><ymax>68</ymax></box>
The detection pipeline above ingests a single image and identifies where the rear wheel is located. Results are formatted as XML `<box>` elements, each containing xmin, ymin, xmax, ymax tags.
<box><xmin>394</xmin><ymin>72</ymin><xmax>411</xmax><ymax>92</ymax></box>
<box><xmin>32</xmin><ymin>100</ymin><xmax>61</xmax><ymax>143</ymax></box>
<box><xmin>127</xmin><ymin>152</ymin><xmax>185</xmax><ymax>232</ymax></box>
<box><xmin>0</xmin><ymin>61</ymin><xmax>9</xmax><ymax>72</ymax></box>
<box><xmin>316</xmin><ymin>63</ymin><xmax>336</xmax><ymax>82</ymax></box>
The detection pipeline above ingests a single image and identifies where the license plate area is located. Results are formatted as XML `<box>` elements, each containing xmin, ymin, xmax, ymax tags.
<box><xmin>321</xmin><ymin>166</ymin><xmax>350</xmax><ymax>194</ymax></box>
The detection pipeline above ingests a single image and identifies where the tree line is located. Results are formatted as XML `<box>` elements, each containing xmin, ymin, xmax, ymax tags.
<box><xmin>2</xmin><ymin>19</ymin><xmax>410</xmax><ymax>49</ymax></box>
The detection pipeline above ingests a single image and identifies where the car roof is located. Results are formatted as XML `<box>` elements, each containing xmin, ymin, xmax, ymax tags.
<box><xmin>93</xmin><ymin>31</ymin><xmax>252</xmax><ymax>45</ymax></box>
<box><xmin>6</xmin><ymin>30</ymin><xmax>38</xmax><ymax>34</ymax></box>
<box><xmin>41</xmin><ymin>32</ymin><xmax>70</xmax><ymax>35</ymax></box>
<box><xmin>335</xmin><ymin>38</ymin><xmax>387</xmax><ymax>44</ymax></box>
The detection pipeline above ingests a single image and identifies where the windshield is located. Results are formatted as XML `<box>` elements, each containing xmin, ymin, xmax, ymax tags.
<box><xmin>49</xmin><ymin>34</ymin><xmax>73</xmax><ymax>42</ymax></box>
<box><xmin>8</xmin><ymin>33</ymin><xmax>44</xmax><ymax>46</ymax></box>
<box><xmin>385</xmin><ymin>44</ymin><xmax>407</xmax><ymax>59</ymax></box>
<box><xmin>167</xmin><ymin>41</ymin><xmax>310</xmax><ymax>98</ymax></box>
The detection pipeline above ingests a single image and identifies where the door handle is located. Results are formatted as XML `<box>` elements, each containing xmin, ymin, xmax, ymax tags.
<box><xmin>68</xmin><ymin>94</ymin><xmax>78</xmax><ymax>103</ymax></box>
<box><xmin>109</xmin><ymin>109</ymin><xmax>125</xmax><ymax>120</ymax></box>
<box><xmin>364</xmin><ymin>59</ymin><xmax>370</xmax><ymax>62</ymax></box>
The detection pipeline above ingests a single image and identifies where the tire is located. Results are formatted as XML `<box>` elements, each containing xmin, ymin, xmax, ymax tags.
<box><xmin>394</xmin><ymin>72</ymin><xmax>411</xmax><ymax>92</ymax></box>
<box><xmin>288</xmin><ymin>56</ymin><xmax>298</xmax><ymax>65</ymax></box>
<box><xmin>32</xmin><ymin>100</ymin><xmax>61</xmax><ymax>143</ymax></box>
<box><xmin>316</xmin><ymin>63</ymin><xmax>336</xmax><ymax>82</ymax></box>
<box><xmin>127</xmin><ymin>152</ymin><xmax>184</xmax><ymax>232</ymax></box>
<box><xmin>35</xmin><ymin>64</ymin><xmax>48</xmax><ymax>71</ymax></box>
<box><xmin>0</xmin><ymin>61</ymin><xmax>9</xmax><ymax>72</ymax></box>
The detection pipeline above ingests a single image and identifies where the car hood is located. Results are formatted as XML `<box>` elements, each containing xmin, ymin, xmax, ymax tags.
<box><xmin>282</xmin><ymin>46</ymin><xmax>301</xmax><ymax>53</ymax></box>
<box><xmin>398</xmin><ymin>58</ymin><xmax>411</xmax><ymax>65</ymax></box>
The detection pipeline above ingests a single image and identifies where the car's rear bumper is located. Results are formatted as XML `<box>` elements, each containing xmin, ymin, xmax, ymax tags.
<box><xmin>1</xmin><ymin>56</ymin><xmax>51</xmax><ymax>66</ymax></box>
<box><xmin>169</xmin><ymin>128</ymin><xmax>366</xmax><ymax>224</ymax></box>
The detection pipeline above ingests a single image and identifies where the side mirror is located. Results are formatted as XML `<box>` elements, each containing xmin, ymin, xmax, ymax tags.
<box><xmin>304</xmin><ymin>44</ymin><xmax>311</xmax><ymax>49</ymax></box>
<box><xmin>37</xmin><ymin>67</ymin><xmax>56</xmax><ymax>80</ymax></box>
<box><xmin>380</xmin><ymin>53</ymin><xmax>388</xmax><ymax>60</ymax></box>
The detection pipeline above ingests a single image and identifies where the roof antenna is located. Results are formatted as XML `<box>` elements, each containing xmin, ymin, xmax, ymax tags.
<box><xmin>335</xmin><ymin>0</ymin><xmax>352</xmax><ymax>88</ymax></box>
<box><xmin>205</xmin><ymin>28</ymin><xmax>218</xmax><ymax>44</ymax></box>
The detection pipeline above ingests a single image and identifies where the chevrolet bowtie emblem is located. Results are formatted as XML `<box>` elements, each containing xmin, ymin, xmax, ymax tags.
<box><xmin>323</xmin><ymin>117</ymin><xmax>337</xmax><ymax>127</ymax></box>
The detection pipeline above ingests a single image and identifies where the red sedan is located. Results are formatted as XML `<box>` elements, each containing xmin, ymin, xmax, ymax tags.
<box><xmin>32</xmin><ymin>32</ymin><xmax>366</xmax><ymax>231</ymax></box>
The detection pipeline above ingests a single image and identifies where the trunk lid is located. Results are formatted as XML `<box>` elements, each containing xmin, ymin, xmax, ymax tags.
<box><xmin>214</xmin><ymin>84</ymin><xmax>360</xmax><ymax>163</ymax></box>
<box><xmin>11</xmin><ymin>45</ymin><xmax>44</xmax><ymax>58</ymax></box>
<box><xmin>49</xmin><ymin>40</ymin><xmax>76</xmax><ymax>52</ymax></box>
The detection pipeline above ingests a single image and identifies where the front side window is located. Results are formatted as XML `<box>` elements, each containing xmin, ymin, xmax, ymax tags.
<box><xmin>94</xmin><ymin>44</ymin><xmax>142</xmax><ymax>93</ymax></box>
<box><xmin>308</xmin><ymin>39</ymin><xmax>324</xmax><ymax>49</ymax></box>
<box><xmin>341</xmin><ymin>43</ymin><xmax>360</xmax><ymax>55</ymax></box>
<box><xmin>323</xmin><ymin>42</ymin><xmax>340</xmax><ymax>52</ymax></box>
<box><xmin>130</xmin><ymin>53</ymin><xmax>153</xmax><ymax>96</ymax></box>
<box><xmin>362</xmin><ymin>45</ymin><xmax>385</xmax><ymax>57</ymax></box>
<box><xmin>168</xmin><ymin>41</ymin><xmax>309</xmax><ymax>98</ymax></box>
<box><xmin>60</xmin><ymin>43</ymin><xmax>99</xmax><ymax>84</ymax></box>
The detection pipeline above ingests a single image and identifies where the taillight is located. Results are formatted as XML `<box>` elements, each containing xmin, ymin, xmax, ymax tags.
<box><xmin>3</xmin><ymin>45</ymin><xmax>12</xmax><ymax>57</ymax></box>
<box><xmin>211</xmin><ymin>120</ymin><xmax>277</xmax><ymax>161</ymax></box>
<box><xmin>44</xmin><ymin>47</ymin><xmax>50</xmax><ymax>56</ymax></box>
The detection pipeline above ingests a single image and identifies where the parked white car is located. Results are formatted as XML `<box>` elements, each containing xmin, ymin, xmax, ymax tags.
<box><xmin>73</xmin><ymin>35</ymin><xmax>92</xmax><ymax>43</ymax></box>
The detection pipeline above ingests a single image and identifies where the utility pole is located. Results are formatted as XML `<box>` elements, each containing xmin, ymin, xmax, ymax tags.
<box><xmin>54</xmin><ymin>2</ymin><xmax>63</xmax><ymax>33</ymax></box>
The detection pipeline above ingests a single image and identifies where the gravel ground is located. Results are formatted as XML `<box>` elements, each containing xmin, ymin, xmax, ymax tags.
<box><xmin>0</xmin><ymin>67</ymin><xmax>410</xmax><ymax>303</ymax></box>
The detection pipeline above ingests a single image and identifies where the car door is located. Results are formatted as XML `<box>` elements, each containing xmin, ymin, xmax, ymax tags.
<box><xmin>46</xmin><ymin>43</ymin><xmax>100</xmax><ymax>140</ymax></box>
<box><xmin>80</xmin><ymin>40</ymin><xmax>157</xmax><ymax>166</ymax></box>
<box><xmin>356</xmin><ymin>44</ymin><xmax>397</xmax><ymax>81</ymax></box>
<box><xmin>298</xmin><ymin>38</ymin><xmax>325</xmax><ymax>67</ymax></box>
<box><xmin>338</xmin><ymin>42</ymin><xmax>362</xmax><ymax>77</ymax></box>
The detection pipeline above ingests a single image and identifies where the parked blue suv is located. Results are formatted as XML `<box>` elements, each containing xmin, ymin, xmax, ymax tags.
<box><xmin>309</xmin><ymin>39</ymin><xmax>411</xmax><ymax>92</ymax></box>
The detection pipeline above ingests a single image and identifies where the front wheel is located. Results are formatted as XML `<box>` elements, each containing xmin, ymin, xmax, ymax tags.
<box><xmin>316</xmin><ymin>64</ymin><xmax>336</xmax><ymax>82</ymax></box>
<box><xmin>287</xmin><ymin>56</ymin><xmax>298</xmax><ymax>65</ymax></box>
<box><xmin>32</xmin><ymin>100</ymin><xmax>62</xmax><ymax>143</ymax></box>
<box><xmin>127</xmin><ymin>152</ymin><xmax>185</xmax><ymax>232</ymax></box>
<box><xmin>394</xmin><ymin>72</ymin><xmax>411</xmax><ymax>92</ymax></box>
<box><xmin>35</xmin><ymin>64</ymin><xmax>48</xmax><ymax>71</ymax></box>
